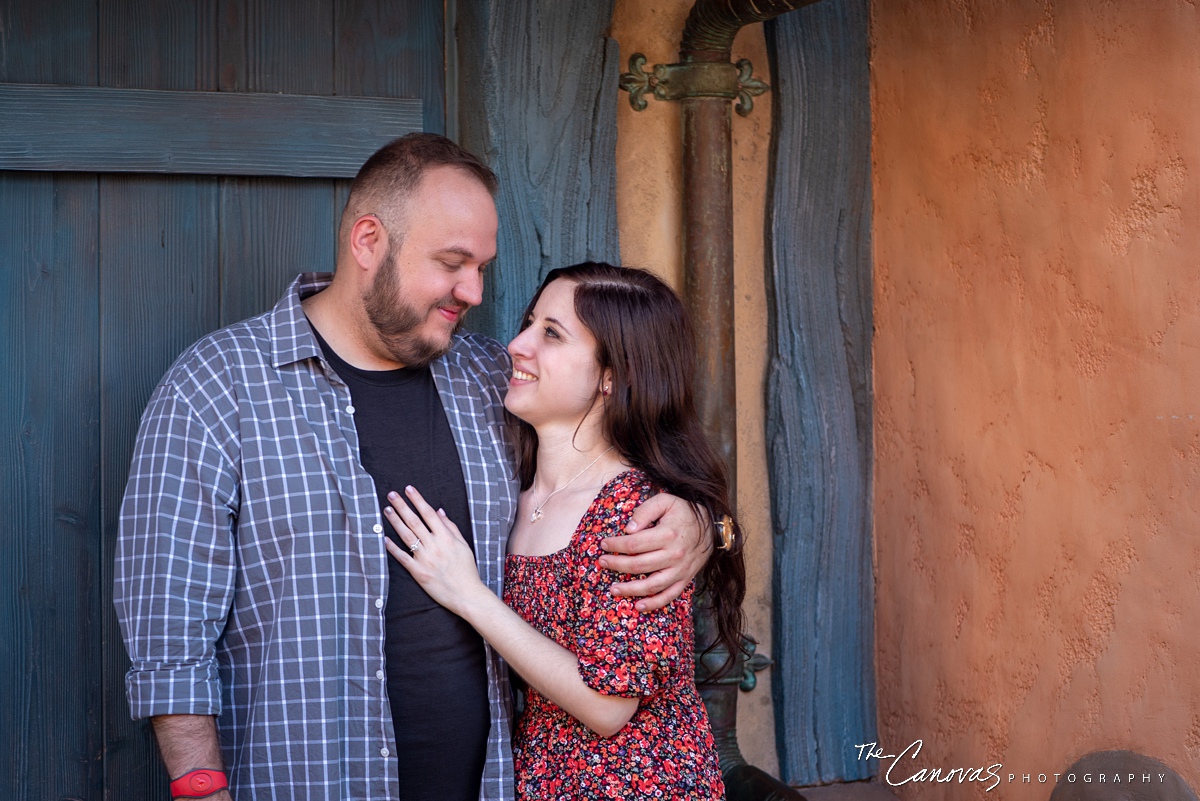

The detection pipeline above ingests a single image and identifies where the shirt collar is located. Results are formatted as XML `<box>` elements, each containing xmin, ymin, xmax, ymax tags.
<box><xmin>269</xmin><ymin>272</ymin><xmax>333</xmax><ymax>369</ymax></box>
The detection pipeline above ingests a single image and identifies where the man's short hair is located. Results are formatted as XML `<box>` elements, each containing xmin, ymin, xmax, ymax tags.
<box><xmin>340</xmin><ymin>133</ymin><xmax>498</xmax><ymax>243</ymax></box>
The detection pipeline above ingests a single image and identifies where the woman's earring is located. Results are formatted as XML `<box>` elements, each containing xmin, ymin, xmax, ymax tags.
<box><xmin>603</xmin><ymin>385</ymin><xmax>611</xmax><ymax>396</ymax></box>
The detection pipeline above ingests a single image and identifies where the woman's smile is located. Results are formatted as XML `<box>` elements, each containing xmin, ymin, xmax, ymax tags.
<box><xmin>512</xmin><ymin>367</ymin><xmax>538</xmax><ymax>382</ymax></box>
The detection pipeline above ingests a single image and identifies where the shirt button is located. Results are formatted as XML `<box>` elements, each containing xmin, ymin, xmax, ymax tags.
<box><xmin>373</xmin><ymin>523</ymin><xmax>383</xmax><ymax>534</ymax></box>
<box><xmin>376</xmin><ymin>669</ymin><xmax>385</xmax><ymax>680</ymax></box>
<box><xmin>375</xmin><ymin>598</ymin><xmax>384</xmax><ymax>609</ymax></box>
<box><xmin>346</xmin><ymin>404</ymin><xmax>356</xmax><ymax>414</ymax></box>
<box><xmin>380</xmin><ymin>747</ymin><xmax>390</xmax><ymax>758</ymax></box>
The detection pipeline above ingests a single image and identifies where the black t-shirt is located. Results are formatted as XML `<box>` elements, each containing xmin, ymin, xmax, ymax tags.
<box><xmin>312</xmin><ymin>326</ymin><xmax>490</xmax><ymax>801</ymax></box>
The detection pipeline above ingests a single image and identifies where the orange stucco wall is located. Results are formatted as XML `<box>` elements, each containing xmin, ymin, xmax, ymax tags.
<box><xmin>873</xmin><ymin>0</ymin><xmax>1200</xmax><ymax>795</ymax></box>
<box><xmin>611</xmin><ymin>0</ymin><xmax>779</xmax><ymax>775</ymax></box>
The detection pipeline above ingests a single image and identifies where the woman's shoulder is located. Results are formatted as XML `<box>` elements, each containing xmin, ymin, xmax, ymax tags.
<box><xmin>605</xmin><ymin>467</ymin><xmax>661</xmax><ymax>503</ymax></box>
<box><xmin>577</xmin><ymin>469</ymin><xmax>661</xmax><ymax>536</ymax></box>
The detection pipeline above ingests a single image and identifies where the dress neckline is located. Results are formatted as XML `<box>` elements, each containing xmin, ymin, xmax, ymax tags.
<box><xmin>506</xmin><ymin>469</ymin><xmax>642</xmax><ymax>561</ymax></box>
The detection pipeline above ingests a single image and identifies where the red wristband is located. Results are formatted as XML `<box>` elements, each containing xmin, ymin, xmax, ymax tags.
<box><xmin>170</xmin><ymin>769</ymin><xmax>228</xmax><ymax>799</ymax></box>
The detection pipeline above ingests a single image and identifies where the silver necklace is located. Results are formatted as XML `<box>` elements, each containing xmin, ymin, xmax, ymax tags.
<box><xmin>529</xmin><ymin>446</ymin><xmax>615</xmax><ymax>523</ymax></box>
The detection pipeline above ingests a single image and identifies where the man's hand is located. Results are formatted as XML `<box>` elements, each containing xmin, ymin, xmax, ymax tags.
<box><xmin>599</xmin><ymin>492</ymin><xmax>712</xmax><ymax>611</ymax></box>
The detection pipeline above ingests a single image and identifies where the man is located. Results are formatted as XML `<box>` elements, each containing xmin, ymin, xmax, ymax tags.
<box><xmin>114</xmin><ymin>134</ymin><xmax>710</xmax><ymax>801</ymax></box>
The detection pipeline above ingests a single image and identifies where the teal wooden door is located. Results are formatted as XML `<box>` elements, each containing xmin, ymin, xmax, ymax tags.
<box><xmin>0</xmin><ymin>2</ymin><xmax>441</xmax><ymax>798</ymax></box>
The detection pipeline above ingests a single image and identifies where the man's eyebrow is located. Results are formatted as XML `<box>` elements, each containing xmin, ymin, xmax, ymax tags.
<box><xmin>435</xmin><ymin>246</ymin><xmax>477</xmax><ymax>259</ymax></box>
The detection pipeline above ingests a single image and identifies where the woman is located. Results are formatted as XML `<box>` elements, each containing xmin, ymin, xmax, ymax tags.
<box><xmin>383</xmin><ymin>262</ymin><xmax>745</xmax><ymax>799</ymax></box>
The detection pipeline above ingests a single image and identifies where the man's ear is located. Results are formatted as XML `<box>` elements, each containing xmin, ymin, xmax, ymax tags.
<box><xmin>348</xmin><ymin>214</ymin><xmax>387</xmax><ymax>272</ymax></box>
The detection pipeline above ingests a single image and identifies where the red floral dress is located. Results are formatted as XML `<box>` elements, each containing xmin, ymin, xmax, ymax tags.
<box><xmin>503</xmin><ymin>470</ymin><xmax>725</xmax><ymax>800</ymax></box>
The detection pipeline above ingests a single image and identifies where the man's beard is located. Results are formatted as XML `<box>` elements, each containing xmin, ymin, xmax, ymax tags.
<box><xmin>363</xmin><ymin>247</ymin><xmax>466</xmax><ymax>368</ymax></box>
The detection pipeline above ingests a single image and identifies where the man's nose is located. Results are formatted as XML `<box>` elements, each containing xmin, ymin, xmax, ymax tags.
<box><xmin>454</xmin><ymin>268</ymin><xmax>484</xmax><ymax>308</ymax></box>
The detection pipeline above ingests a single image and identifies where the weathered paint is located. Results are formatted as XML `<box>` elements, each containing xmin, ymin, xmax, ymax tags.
<box><xmin>765</xmin><ymin>0</ymin><xmax>875</xmax><ymax>785</ymax></box>
<box><xmin>873</xmin><ymin>0</ymin><xmax>1200</xmax><ymax>795</ymax></box>
<box><xmin>0</xmin><ymin>3</ymin><xmax>444</xmax><ymax>799</ymax></box>
<box><xmin>455</xmin><ymin>0</ymin><xmax>621</xmax><ymax>343</ymax></box>
<box><xmin>0</xmin><ymin>173</ymin><xmax>103</xmax><ymax>801</ymax></box>
<box><xmin>0</xmin><ymin>8</ymin><xmax>104</xmax><ymax>801</ymax></box>
<box><xmin>0</xmin><ymin>85</ymin><xmax>421</xmax><ymax>177</ymax></box>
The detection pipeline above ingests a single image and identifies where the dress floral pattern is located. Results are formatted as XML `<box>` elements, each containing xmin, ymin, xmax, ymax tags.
<box><xmin>503</xmin><ymin>470</ymin><xmax>725</xmax><ymax>800</ymax></box>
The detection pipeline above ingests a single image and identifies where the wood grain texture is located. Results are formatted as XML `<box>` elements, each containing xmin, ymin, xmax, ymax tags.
<box><xmin>218</xmin><ymin>0</ymin><xmax>333</xmax><ymax>94</ymax></box>
<box><xmin>0</xmin><ymin>172</ymin><xmax>102</xmax><ymax>801</ymax></box>
<box><xmin>1</xmin><ymin>6</ymin><xmax>102</xmax><ymax>801</ymax></box>
<box><xmin>220</xmin><ymin>178</ymin><xmax>338</xmax><ymax>324</ymax></box>
<box><xmin>0</xmin><ymin>0</ymin><xmax>97</xmax><ymax>84</ymax></box>
<box><xmin>99</xmin><ymin>175</ymin><xmax>222</xmax><ymax>801</ymax></box>
<box><xmin>333</xmin><ymin>179</ymin><xmax>353</xmax><ymax>234</ymax></box>
<box><xmin>335</xmin><ymin>0</ymin><xmax>445</xmax><ymax>133</ymax></box>
<box><xmin>98</xmin><ymin>9</ymin><xmax>219</xmax><ymax>799</ymax></box>
<box><xmin>215</xmin><ymin>0</ymin><xmax>338</xmax><ymax>324</ymax></box>
<box><xmin>0</xmin><ymin>4</ymin><xmax>442</xmax><ymax>799</ymax></box>
<box><xmin>99</xmin><ymin>0</ymin><xmax>213</xmax><ymax>90</ymax></box>
<box><xmin>0</xmin><ymin>84</ymin><xmax>423</xmax><ymax>177</ymax></box>
<box><xmin>764</xmin><ymin>0</ymin><xmax>876</xmax><ymax>785</ymax></box>
<box><xmin>455</xmin><ymin>0</ymin><xmax>620</xmax><ymax>342</ymax></box>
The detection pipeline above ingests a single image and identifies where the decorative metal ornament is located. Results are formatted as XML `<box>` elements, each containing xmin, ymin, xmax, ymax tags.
<box><xmin>618</xmin><ymin>54</ymin><xmax>654</xmax><ymax>111</ymax></box>
<box><xmin>618</xmin><ymin>53</ymin><xmax>770</xmax><ymax>117</ymax></box>
<box><xmin>734</xmin><ymin>59</ymin><xmax>769</xmax><ymax>116</ymax></box>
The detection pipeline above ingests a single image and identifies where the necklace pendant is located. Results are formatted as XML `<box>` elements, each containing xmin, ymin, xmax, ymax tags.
<box><xmin>530</xmin><ymin>508</ymin><xmax>543</xmax><ymax>523</ymax></box>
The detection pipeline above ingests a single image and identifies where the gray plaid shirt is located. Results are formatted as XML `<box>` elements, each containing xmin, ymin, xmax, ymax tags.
<box><xmin>114</xmin><ymin>273</ymin><xmax>518</xmax><ymax>800</ymax></box>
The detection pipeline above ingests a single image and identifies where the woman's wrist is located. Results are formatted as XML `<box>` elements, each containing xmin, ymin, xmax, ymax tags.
<box><xmin>453</xmin><ymin>580</ymin><xmax>501</xmax><ymax>623</ymax></box>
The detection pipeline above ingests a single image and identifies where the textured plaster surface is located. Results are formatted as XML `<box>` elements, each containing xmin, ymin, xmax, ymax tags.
<box><xmin>872</xmin><ymin>1</ymin><xmax>1200</xmax><ymax>797</ymax></box>
<box><xmin>611</xmin><ymin>0</ymin><xmax>778</xmax><ymax>775</ymax></box>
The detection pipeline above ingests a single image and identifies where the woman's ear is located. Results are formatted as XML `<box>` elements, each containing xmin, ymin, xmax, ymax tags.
<box><xmin>600</xmin><ymin>368</ymin><xmax>614</xmax><ymax>397</ymax></box>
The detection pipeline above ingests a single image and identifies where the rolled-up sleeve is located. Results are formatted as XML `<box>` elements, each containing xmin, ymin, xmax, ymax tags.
<box><xmin>114</xmin><ymin>383</ymin><xmax>239</xmax><ymax>719</ymax></box>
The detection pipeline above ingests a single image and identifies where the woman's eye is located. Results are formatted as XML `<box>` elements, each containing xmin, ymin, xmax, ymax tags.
<box><xmin>544</xmin><ymin>327</ymin><xmax>560</xmax><ymax>339</ymax></box>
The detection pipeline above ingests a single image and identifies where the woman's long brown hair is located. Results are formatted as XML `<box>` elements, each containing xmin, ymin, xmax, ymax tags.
<box><xmin>511</xmin><ymin>262</ymin><xmax>746</xmax><ymax>674</ymax></box>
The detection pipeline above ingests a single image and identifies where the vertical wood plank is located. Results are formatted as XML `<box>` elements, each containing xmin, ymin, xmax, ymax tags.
<box><xmin>217</xmin><ymin>0</ymin><xmax>338</xmax><ymax>323</ymax></box>
<box><xmin>98</xmin><ymin>5</ymin><xmax>220</xmax><ymax>798</ymax></box>
<box><xmin>455</xmin><ymin>0</ymin><xmax>620</xmax><ymax>342</ymax></box>
<box><xmin>0</xmin><ymin>0</ymin><xmax>98</xmax><ymax>84</ymax></box>
<box><xmin>98</xmin><ymin>0</ymin><xmax>216</xmax><ymax>90</ymax></box>
<box><xmin>332</xmin><ymin>0</ymin><xmax>447</xmax><ymax>293</ymax></box>
<box><xmin>218</xmin><ymin>0</ymin><xmax>333</xmax><ymax>94</ymax></box>
<box><xmin>443</xmin><ymin>0</ymin><xmax>460</xmax><ymax>143</ymax></box>
<box><xmin>99</xmin><ymin>175</ymin><xmax>221</xmax><ymax>801</ymax></box>
<box><xmin>334</xmin><ymin>179</ymin><xmax>353</xmax><ymax>231</ymax></box>
<box><xmin>335</xmin><ymin>0</ymin><xmax>445</xmax><ymax>133</ymax></box>
<box><xmin>0</xmin><ymin>174</ymin><xmax>102</xmax><ymax>801</ymax></box>
<box><xmin>764</xmin><ymin>0</ymin><xmax>876</xmax><ymax>785</ymax></box>
<box><xmin>219</xmin><ymin>178</ymin><xmax>338</xmax><ymax>324</ymax></box>
<box><xmin>0</xmin><ymin>5</ymin><xmax>102</xmax><ymax>801</ymax></box>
